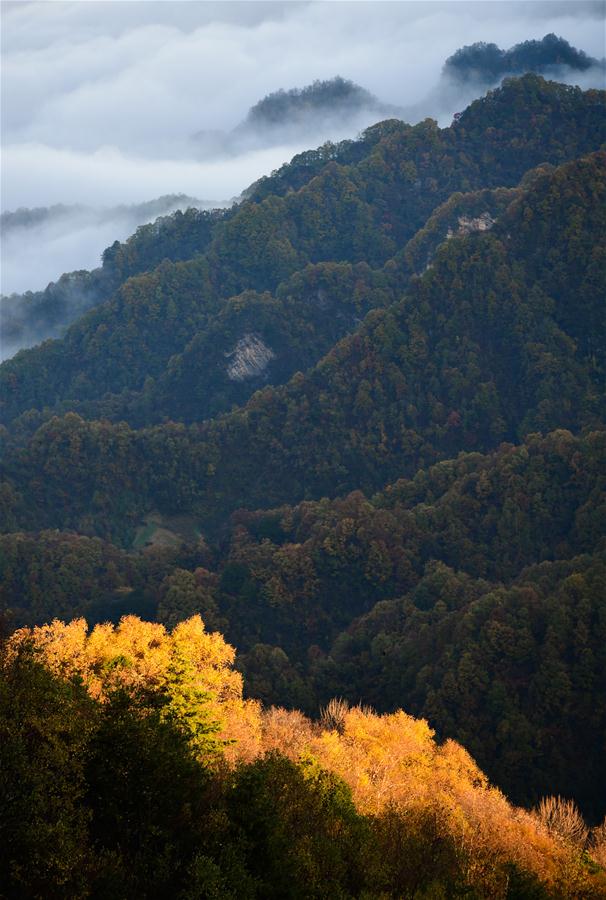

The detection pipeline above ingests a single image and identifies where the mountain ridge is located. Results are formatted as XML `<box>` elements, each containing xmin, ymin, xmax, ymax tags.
<box><xmin>1</xmin><ymin>74</ymin><xmax>605</xmax><ymax>829</ymax></box>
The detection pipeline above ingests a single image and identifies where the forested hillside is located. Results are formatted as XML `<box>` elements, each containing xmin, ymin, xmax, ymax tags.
<box><xmin>2</xmin><ymin>149</ymin><xmax>604</xmax><ymax>540</ymax></box>
<box><xmin>1</xmin><ymin>76</ymin><xmax>604</xmax><ymax>424</ymax></box>
<box><xmin>0</xmin><ymin>205</ymin><xmax>229</xmax><ymax>358</ymax></box>
<box><xmin>4</xmin><ymin>429</ymin><xmax>603</xmax><ymax>817</ymax></box>
<box><xmin>2</xmin><ymin>616</ymin><xmax>606</xmax><ymax>898</ymax></box>
<box><xmin>1</xmin><ymin>74</ymin><xmax>605</xmax><ymax>889</ymax></box>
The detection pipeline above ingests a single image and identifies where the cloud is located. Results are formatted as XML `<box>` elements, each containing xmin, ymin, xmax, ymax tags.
<box><xmin>4</xmin><ymin>2</ymin><xmax>603</xmax><ymax>155</ymax></box>
<box><xmin>1</xmin><ymin>194</ymin><xmax>217</xmax><ymax>296</ymax></box>
<box><xmin>0</xmin><ymin>139</ymin><xmax>319</xmax><ymax>295</ymax></box>
<box><xmin>0</xmin><ymin>140</ymin><xmax>316</xmax><ymax>209</ymax></box>
<box><xmin>1</xmin><ymin>0</ymin><xmax>604</xmax><ymax>294</ymax></box>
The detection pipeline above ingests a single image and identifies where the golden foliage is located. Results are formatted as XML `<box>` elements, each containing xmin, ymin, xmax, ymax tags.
<box><xmin>259</xmin><ymin>704</ymin><xmax>605</xmax><ymax>898</ymax></box>
<box><xmin>6</xmin><ymin>617</ymin><xmax>605</xmax><ymax>897</ymax></box>
<box><xmin>261</xmin><ymin>705</ymin><xmax>317</xmax><ymax>758</ymax></box>
<box><xmin>7</xmin><ymin>615</ymin><xmax>261</xmax><ymax>755</ymax></box>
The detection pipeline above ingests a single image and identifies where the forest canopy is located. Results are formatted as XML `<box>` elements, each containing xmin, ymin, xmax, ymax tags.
<box><xmin>2</xmin><ymin>615</ymin><xmax>606</xmax><ymax>898</ymax></box>
<box><xmin>1</xmin><ymin>73</ymin><xmax>605</xmax><ymax>896</ymax></box>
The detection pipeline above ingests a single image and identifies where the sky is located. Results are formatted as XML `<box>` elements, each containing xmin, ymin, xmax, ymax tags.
<box><xmin>1</xmin><ymin>0</ymin><xmax>605</xmax><ymax>293</ymax></box>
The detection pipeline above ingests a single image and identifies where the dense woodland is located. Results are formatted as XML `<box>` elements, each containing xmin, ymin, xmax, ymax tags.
<box><xmin>0</xmin><ymin>205</ymin><xmax>228</xmax><ymax>356</ymax></box>
<box><xmin>2</xmin><ymin>73</ymin><xmax>604</xmax><ymax>368</ymax></box>
<box><xmin>1</xmin><ymin>74</ymin><xmax>606</xmax><ymax>895</ymax></box>
<box><xmin>2</xmin><ymin>616</ymin><xmax>606</xmax><ymax>898</ymax></box>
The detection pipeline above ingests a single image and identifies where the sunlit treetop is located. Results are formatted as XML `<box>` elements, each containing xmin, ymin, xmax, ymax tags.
<box><xmin>7</xmin><ymin>614</ymin><xmax>261</xmax><ymax>761</ymax></box>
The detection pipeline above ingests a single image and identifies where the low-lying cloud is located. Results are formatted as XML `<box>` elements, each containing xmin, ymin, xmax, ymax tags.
<box><xmin>2</xmin><ymin>0</ymin><xmax>605</xmax><ymax>297</ymax></box>
<box><xmin>1</xmin><ymin>194</ymin><xmax>221</xmax><ymax>296</ymax></box>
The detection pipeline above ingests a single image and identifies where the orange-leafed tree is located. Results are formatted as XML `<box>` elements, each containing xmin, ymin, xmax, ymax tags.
<box><xmin>7</xmin><ymin>614</ymin><xmax>261</xmax><ymax>762</ymax></box>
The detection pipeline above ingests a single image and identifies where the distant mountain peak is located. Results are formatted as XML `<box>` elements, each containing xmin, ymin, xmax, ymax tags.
<box><xmin>244</xmin><ymin>76</ymin><xmax>399</xmax><ymax>128</ymax></box>
<box><xmin>444</xmin><ymin>33</ymin><xmax>603</xmax><ymax>85</ymax></box>
<box><xmin>194</xmin><ymin>75</ymin><xmax>403</xmax><ymax>157</ymax></box>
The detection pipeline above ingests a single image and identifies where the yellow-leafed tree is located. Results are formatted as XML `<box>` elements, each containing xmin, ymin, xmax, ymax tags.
<box><xmin>7</xmin><ymin>614</ymin><xmax>261</xmax><ymax>762</ymax></box>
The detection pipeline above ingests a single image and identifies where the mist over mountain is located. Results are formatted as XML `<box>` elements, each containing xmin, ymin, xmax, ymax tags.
<box><xmin>4</xmin><ymin>28</ymin><xmax>603</xmax><ymax>360</ymax></box>
<box><xmin>401</xmin><ymin>31</ymin><xmax>606</xmax><ymax>124</ymax></box>
<box><xmin>0</xmin><ymin>194</ymin><xmax>220</xmax><ymax>299</ymax></box>
<box><xmin>444</xmin><ymin>33</ymin><xmax>604</xmax><ymax>85</ymax></box>
<box><xmin>4</xmin><ymin>1</ymin><xmax>604</xmax><ymax>213</ymax></box>
<box><xmin>3</xmin><ymin>74</ymin><xmax>603</xmax><ymax>387</ymax></box>
<box><xmin>1</xmin><ymin>195</ymin><xmax>208</xmax><ymax>237</ymax></box>
<box><xmin>245</xmin><ymin>78</ymin><xmax>400</xmax><ymax>128</ymax></box>
<box><xmin>1</xmin><ymin>78</ymin><xmax>605</xmax><ymax>837</ymax></box>
<box><xmin>195</xmin><ymin>77</ymin><xmax>404</xmax><ymax>157</ymax></box>
<box><xmin>2</xmin><ymin>4</ymin><xmax>606</xmax><ymax>894</ymax></box>
<box><xmin>3</xmin><ymin>0</ymin><xmax>604</xmax><ymax>310</ymax></box>
<box><xmin>0</xmin><ymin>194</ymin><xmax>229</xmax><ymax>359</ymax></box>
<box><xmin>0</xmin><ymin>202</ymin><xmax>230</xmax><ymax>361</ymax></box>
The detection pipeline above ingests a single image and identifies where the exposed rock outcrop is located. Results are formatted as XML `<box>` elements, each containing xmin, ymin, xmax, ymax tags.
<box><xmin>226</xmin><ymin>333</ymin><xmax>276</xmax><ymax>382</ymax></box>
<box><xmin>447</xmin><ymin>211</ymin><xmax>496</xmax><ymax>238</ymax></box>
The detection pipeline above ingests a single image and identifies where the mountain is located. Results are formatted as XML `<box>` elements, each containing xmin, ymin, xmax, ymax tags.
<box><xmin>396</xmin><ymin>34</ymin><xmax>606</xmax><ymax>128</ymax></box>
<box><xmin>3</xmin><ymin>145</ymin><xmax>603</xmax><ymax>536</ymax></box>
<box><xmin>194</xmin><ymin>76</ymin><xmax>403</xmax><ymax>156</ymax></box>
<box><xmin>1</xmin><ymin>76</ymin><xmax>604</xmax><ymax>429</ymax></box>
<box><xmin>444</xmin><ymin>33</ymin><xmax>604</xmax><ymax>86</ymax></box>
<box><xmin>245</xmin><ymin>78</ymin><xmax>399</xmax><ymax>127</ymax></box>
<box><xmin>0</xmin><ymin>197</ymin><xmax>226</xmax><ymax>359</ymax></box>
<box><xmin>1</xmin><ymin>74</ymin><xmax>605</xmax><ymax>836</ymax></box>
<box><xmin>236</xmin><ymin>76</ymin><xmax>402</xmax><ymax>141</ymax></box>
<box><xmin>3</xmin><ymin>73</ymin><xmax>398</xmax><ymax>361</ymax></box>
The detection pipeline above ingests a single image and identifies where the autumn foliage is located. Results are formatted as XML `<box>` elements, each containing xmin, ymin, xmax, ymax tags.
<box><xmin>2</xmin><ymin>615</ymin><xmax>605</xmax><ymax>898</ymax></box>
<box><xmin>7</xmin><ymin>614</ymin><xmax>261</xmax><ymax>764</ymax></box>
<box><xmin>1</xmin><ymin>75</ymin><xmax>605</xmax><ymax>898</ymax></box>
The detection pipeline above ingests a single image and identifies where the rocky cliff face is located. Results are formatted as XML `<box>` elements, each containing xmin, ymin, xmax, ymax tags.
<box><xmin>447</xmin><ymin>211</ymin><xmax>496</xmax><ymax>238</ymax></box>
<box><xmin>226</xmin><ymin>333</ymin><xmax>276</xmax><ymax>382</ymax></box>
<box><xmin>420</xmin><ymin>211</ymin><xmax>497</xmax><ymax>273</ymax></box>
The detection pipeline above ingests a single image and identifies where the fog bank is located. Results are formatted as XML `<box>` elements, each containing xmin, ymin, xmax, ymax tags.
<box><xmin>2</xmin><ymin>1</ymin><xmax>604</xmax><ymax>296</ymax></box>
